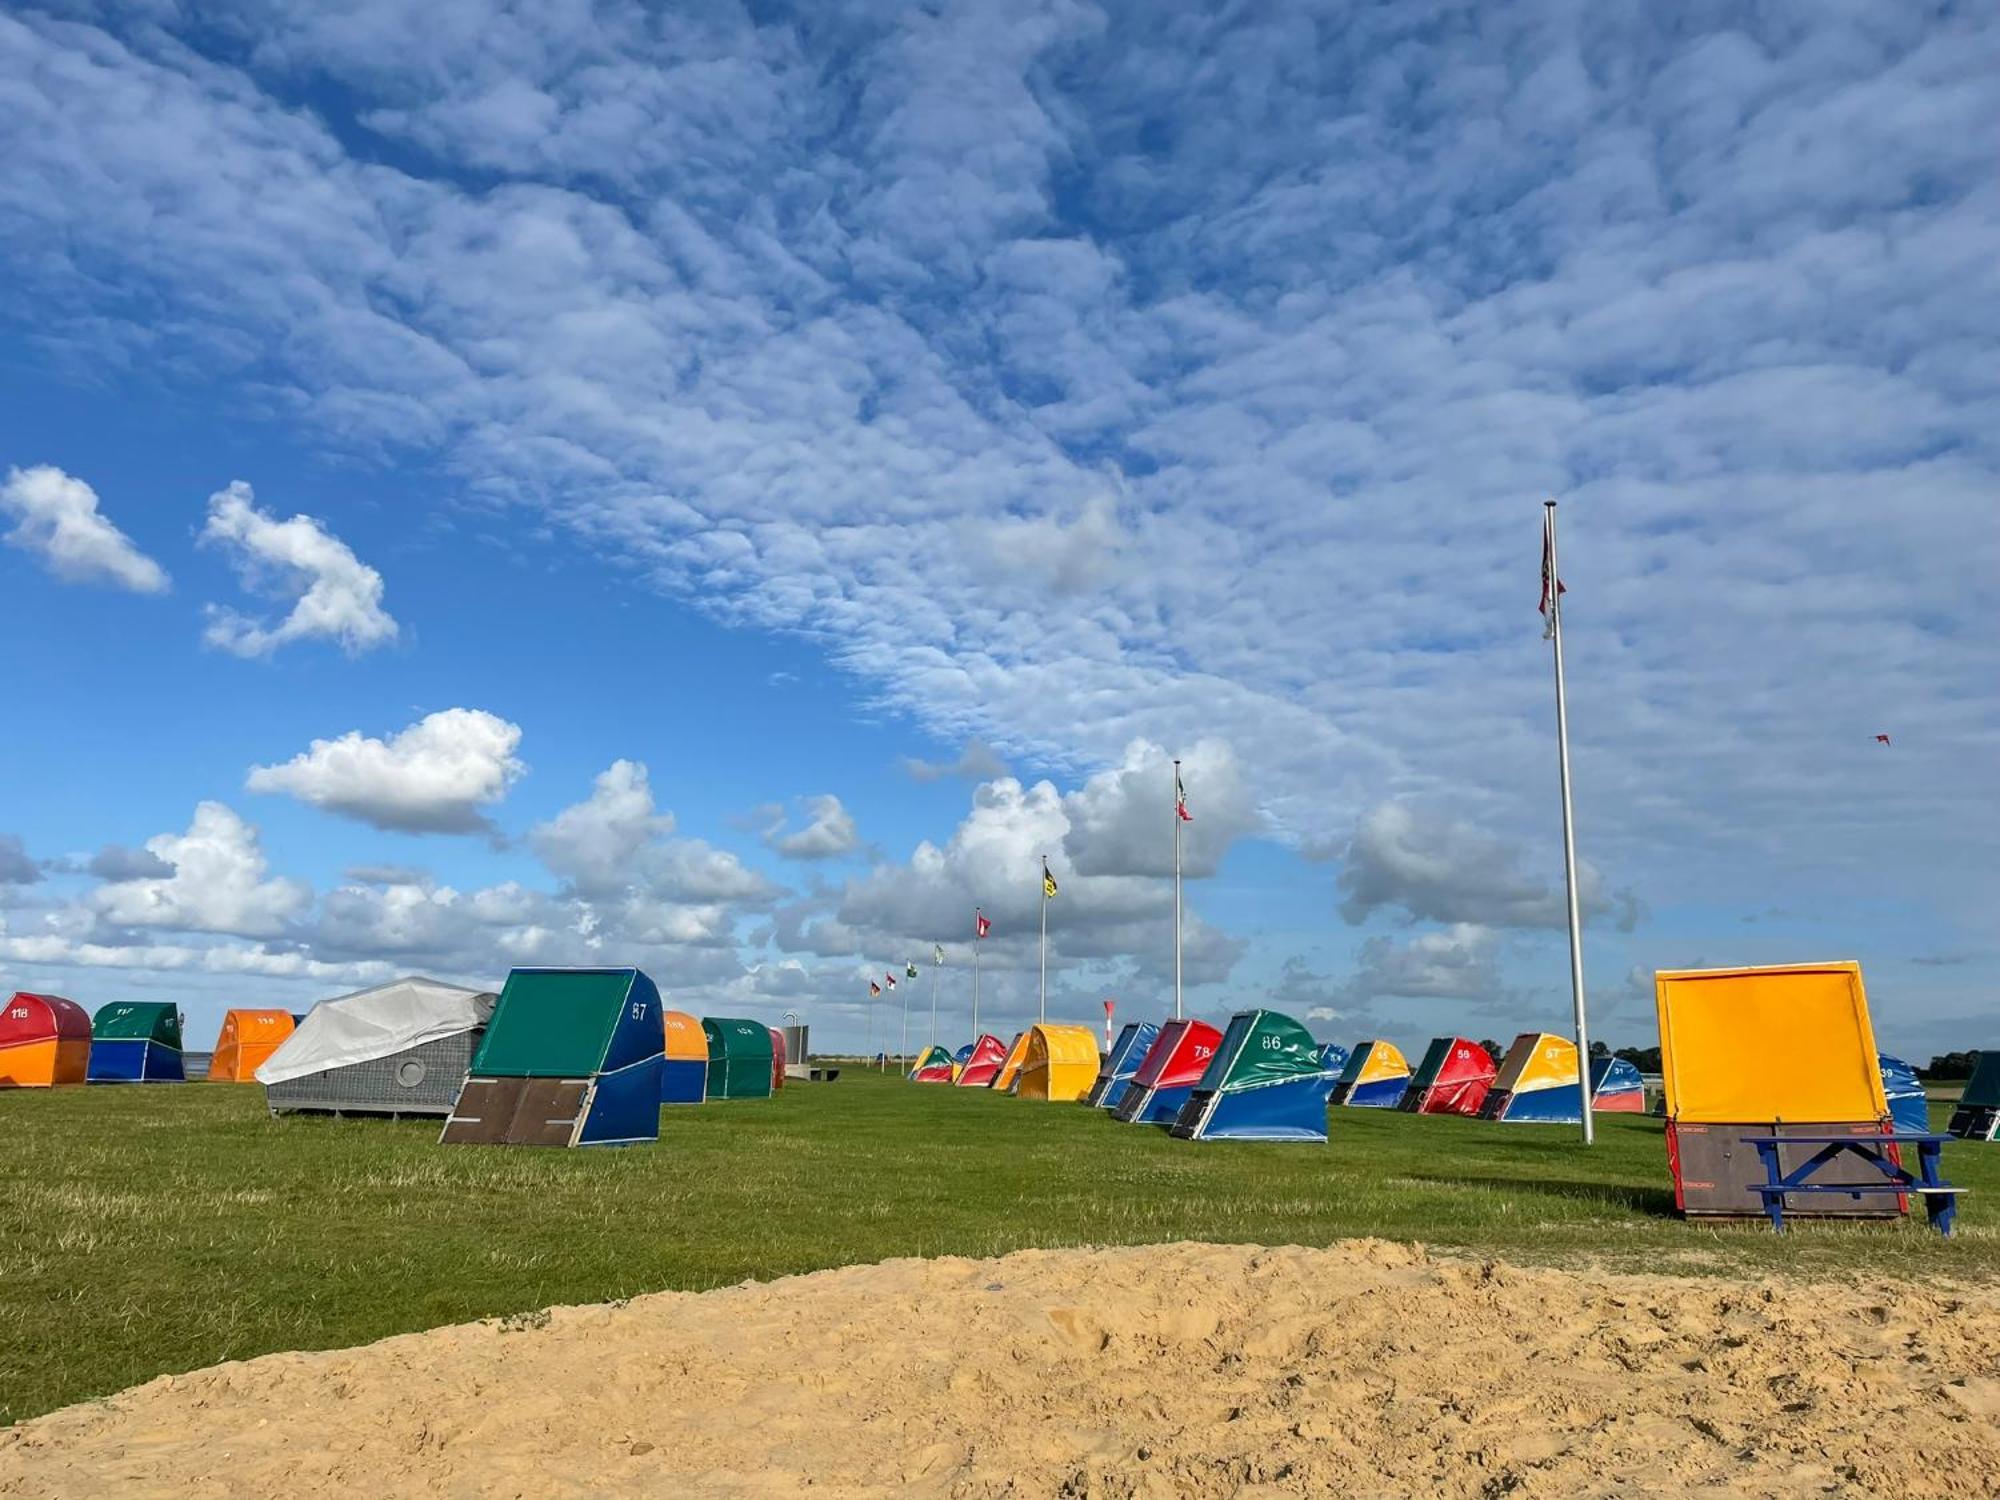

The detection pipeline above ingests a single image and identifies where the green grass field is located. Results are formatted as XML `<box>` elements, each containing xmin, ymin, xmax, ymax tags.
<box><xmin>3</xmin><ymin>1070</ymin><xmax>1993</xmax><ymax>1425</ymax></box>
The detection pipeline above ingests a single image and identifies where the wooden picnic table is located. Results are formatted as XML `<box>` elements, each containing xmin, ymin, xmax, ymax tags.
<box><xmin>1742</xmin><ymin>1132</ymin><xmax>1964</xmax><ymax>1236</ymax></box>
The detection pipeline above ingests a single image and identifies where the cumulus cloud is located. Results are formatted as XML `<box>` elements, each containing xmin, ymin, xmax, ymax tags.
<box><xmin>1342</xmin><ymin>924</ymin><xmax>1505</xmax><ymax>1004</ymax></box>
<box><xmin>245</xmin><ymin>709</ymin><xmax>525</xmax><ymax>834</ymax></box>
<box><xmin>0</xmin><ymin>465</ymin><xmax>167</xmax><ymax>593</ymax></box>
<box><xmin>1335</xmin><ymin>804</ymin><xmax>1639</xmax><ymax>932</ymax></box>
<box><xmin>762</xmin><ymin>794</ymin><xmax>859</xmax><ymax>860</ymax></box>
<box><xmin>86</xmin><ymin>843</ymin><xmax>176</xmax><ymax>881</ymax></box>
<box><xmin>0</xmin><ymin>834</ymin><xmax>42</xmax><ymax>885</ymax></box>
<box><xmin>89</xmin><ymin>802</ymin><xmax>309</xmax><ymax>938</ymax></box>
<box><xmin>1063</xmin><ymin>739</ymin><xmax>1256</xmax><ymax>880</ymax></box>
<box><xmin>200</xmin><ymin>482</ymin><xmax>396</xmax><ymax>656</ymax></box>
<box><xmin>900</xmin><ymin>740</ymin><xmax>1008</xmax><ymax>783</ymax></box>
<box><xmin>532</xmin><ymin>760</ymin><xmax>779</xmax><ymax>911</ymax></box>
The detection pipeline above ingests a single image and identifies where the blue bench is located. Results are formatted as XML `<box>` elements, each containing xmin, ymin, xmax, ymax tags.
<box><xmin>1742</xmin><ymin>1133</ymin><xmax>1965</xmax><ymax>1236</ymax></box>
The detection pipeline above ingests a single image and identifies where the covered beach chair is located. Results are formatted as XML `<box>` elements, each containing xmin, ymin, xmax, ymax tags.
<box><xmin>1877</xmin><ymin>1055</ymin><xmax>1927</xmax><ymax>1136</ymax></box>
<box><xmin>259</xmin><ymin>977</ymin><xmax>495</xmax><ymax>1116</ymax></box>
<box><xmin>1658</xmin><ymin>961</ymin><xmax>1898</xmax><ymax>1219</ymax></box>
<box><xmin>1331</xmin><ymin>1039</ymin><xmax>1411</xmax><ymax>1108</ymax></box>
<box><xmin>1946</xmin><ymin>1052</ymin><xmax>1998</xmax><ymax>1141</ymax></box>
<box><xmin>0</xmin><ymin>993</ymin><xmax>92</xmax><ymax>1088</ymax></box>
<box><xmin>209</xmin><ymin>1010</ymin><xmax>296</xmax><ymax>1082</ymax></box>
<box><xmin>442</xmin><ymin>968</ymin><xmax>665</xmax><ymax>1147</ymax></box>
<box><xmin>1014</xmin><ymin>1024</ymin><xmax>1100</xmax><ymax>1102</ymax></box>
<box><xmin>1170</xmin><ymin>1010</ymin><xmax>1340</xmax><ymax>1141</ymax></box>
<box><xmin>703</xmin><ymin>1018</ymin><xmax>775</xmax><ymax>1100</ymax></box>
<box><xmin>660</xmin><ymin>1010</ymin><xmax>708</xmax><ymax>1103</ymax></box>
<box><xmin>991</xmin><ymin>1031</ymin><xmax>1031</xmax><ymax>1092</ymax></box>
<box><xmin>954</xmin><ymin>1034</ymin><xmax>1008</xmax><ymax>1087</ymax></box>
<box><xmin>1398</xmin><ymin>1037</ymin><xmax>1496</xmax><ymax>1116</ymax></box>
<box><xmin>908</xmin><ymin>1044</ymin><xmax>956</xmax><ymax>1083</ymax></box>
<box><xmin>1111</xmin><ymin>1019</ymin><xmax>1223</xmax><ymax>1124</ymax></box>
<box><xmin>1084</xmin><ymin>1020</ymin><xmax>1159</xmax><ymax>1108</ymax></box>
<box><xmin>86</xmin><ymin>1001</ymin><xmax>185</xmax><ymax>1083</ymax></box>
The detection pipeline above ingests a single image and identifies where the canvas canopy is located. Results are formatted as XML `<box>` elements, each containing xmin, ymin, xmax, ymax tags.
<box><xmin>955</xmin><ymin>1033</ymin><xmax>1008</xmax><ymax>1088</ymax></box>
<box><xmin>257</xmin><ymin>978</ymin><xmax>492</xmax><ymax>1086</ymax></box>
<box><xmin>1085</xmin><ymin>1020</ymin><xmax>1159</xmax><ymax>1107</ymax></box>
<box><xmin>1946</xmin><ymin>1051</ymin><xmax>1998</xmax><ymax>1141</ymax></box>
<box><xmin>992</xmin><ymin>1031</ymin><xmax>1030</xmax><ymax>1091</ymax></box>
<box><xmin>0</xmin><ymin>992</ymin><xmax>91</xmax><ymax>1088</ymax></box>
<box><xmin>442</xmin><ymin>968</ymin><xmax>665</xmax><ymax>1147</ymax></box>
<box><xmin>1015</xmin><ymin>1024</ymin><xmax>1100</xmax><ymax>1101</ymax></box>
<box><xmin>909</xmin><ymin>1043</ymin><xmax>956</xmax><ymax>1083</ymax></box>
<box><xmin>1111</xmin><ymin>1018</ymin><xmax>1222</xmax><ymax>1124</ymax></box>
<box><xmin>87</xmin><ymin>1001</ymin><xmax>184</xmax><ymax>1083</ymax></box>
<box><xmin>1656</xmin><ymin>962</ymin><xmax>1895</xmax><ymax>1218</ymax></box>
<box><xmin>1331</xmin><ymin>1039</ymin><xmax>1411</xmax><ymax>1108</ymax></box>
<box><xmin>1170</xmin><ymin>1010</ymin><xmax>1339</xmax><ymax>1141</ymax></box>
<box><xmin>769</xmin><ymin>1028</ymin><xmax>787</xmax><ymax>1091</ymax></box>
<box><xmin>1877</xmin><ymin>1055</ymin><xmax>1927</xmax><ymax>1135</ymax></box>
<box><xmin>1319</xmin><ymin>1041</ymin><xmax>1350</xmax><ymax>1076</ymax></box>
<box><xmin>703</xmin><ymin>1017</ymin><xmax>775</xmax><ymax>1100</ymax></box>
<box><xmin>660</xmin><ymin>1010</ymin><xmax>707</xmax><ymax>1103</ymax></box>
<box><xmin>210</xmin><ymin>1010</ymin><xmax>295</xmax><ymax>1082</ymax></box>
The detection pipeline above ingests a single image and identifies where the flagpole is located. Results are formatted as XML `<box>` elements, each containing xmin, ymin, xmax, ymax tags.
<box><xmin>1172</xmin><ymin>758</ymin><xmax>1184</xmax><ymax>1022</ymax></box>
<box><xmin>866</xmin><ymin>985</ymin><xmax>875</xmax><ymax>1070</ymax></box>
<box><xmin>900</xmin><ymin>973</ymin><xmax>909</xmax><ymax>1072</ymax></box>
<box><xmin>971</xmin><ymin>913</ymin><xmax>982</xmax><ymax>1042</ymax></box>
<box><xmin>1038</xmin><ymin>861</ymin><xmax>1049</xmax><ymax>1024</ymax></box>
<box><xmin>1546</xmin><ymin>500</ymin><xmax>1593</xmax><ymax>1146</ymax></box>
<box><xmin>931</xmin><ymin>951</ymin><xmax>941</xmax><ymax>1044</ymax></box>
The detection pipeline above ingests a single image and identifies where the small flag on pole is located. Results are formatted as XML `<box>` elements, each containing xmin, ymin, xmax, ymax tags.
<box><xmin>1175</xmin><ymin>766</ymin><xmax>1192</xmax><ymax>821</ymax></box>
<box><xmin>1875</xmin><ymin>734</ymin><xmax>1891</xmax><ymax>746</ymax></box>
<box><xmin>1043</xmin><ymin>858</ymin><xmax>1058</xmax><ymax>899</ymax></box>
<box><xmin>905</xmin><ymin>961</ymin><xmax>918</xmax><ymax>979</ymax></box>
<box><xmin>869</xmin><ymin>981</ymin><xmax>881</xmax><ymax>996</ymax></box>
<box><xmin>934</xmin><ymin>943</ymin><xmax>945</xmax><ymax>965</ymax></box>
<box><xmin>1539</xmin><ymin>504</ymin><xmax>1567</xmax><ymax>639</ymax></box>
<box><xmin>884</xmin><ymin>972</ymin><xmax>897</xmax><ymax>989</ymax></box>
<box><xmin>975</xmin><ymin>912</ymin><xmax>991</xmax><ymax>939</ymax></box>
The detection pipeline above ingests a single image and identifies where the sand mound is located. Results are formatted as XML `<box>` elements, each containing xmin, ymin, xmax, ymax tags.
<box><xmin>4</xmin><ymin>1240</ymin><xmax>1999</xmax><ymax>1497</ymax></box>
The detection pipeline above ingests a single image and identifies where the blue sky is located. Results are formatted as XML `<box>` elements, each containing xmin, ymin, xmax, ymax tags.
<box><xmin>0</xmin><ymin>0</ymin><xmax>1994</xmax><ymax>1059</ymax></box>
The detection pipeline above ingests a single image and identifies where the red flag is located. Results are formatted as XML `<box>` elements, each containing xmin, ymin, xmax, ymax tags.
<box><xmin>1875</xmin><ymin>734</ymin><xmax>1891</xmax><ymax>746</ymax></box>
<box><xmin>884</xmin><ymin>972</ymin><xmax>896</xmax><ymax>989</ymax></box>
<box><xmin>1174</xmin><ymin>766</ymin><xmax>1192</xmax><ymax>822</ymax></box>
<box><xmin>975</xmin><ymin>912</ymin><xmax>991</xmax><ymax>939</ymax></box>
<box><xmin>1539</xmin><ymin>506</ymin><xmax>1566</xmax><ymax>639</ymax></box>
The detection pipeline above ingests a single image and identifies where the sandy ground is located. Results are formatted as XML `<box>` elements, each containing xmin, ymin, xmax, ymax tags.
<box><xmin>4</xmin><ymin>1241</ymin><xmax>1999</xmax><ymax>1498</ymax></box>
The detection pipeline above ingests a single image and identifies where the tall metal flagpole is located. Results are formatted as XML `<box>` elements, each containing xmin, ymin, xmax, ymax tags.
<box><xmin>930</xmin><ymin>948</ymin><xmax>941</xmax><ymax>1045</ymax></box>
<box><xmin>1545</xmin><ymin>500</ymin><xmax>1593</xmax><ymax>1146</ymax></box>
<box><xmin>1172</xmin><ymin>758</ymin><xmax>1184</xmax><ymax>1021</ymax></box>
<box><xmin>971</xmin><ymin>912</ymin><xmax>983</xmax><ymax>1041</ymax></box>
<box><xmin>899</xmin><ymin>973</ymin><xmax>909</xmax><ymax>1071</ymax></box>
<box><xmin>1038</xmin><ymin>860</ymin><xmax>1049</xmax><ymax>1024</ymax></box>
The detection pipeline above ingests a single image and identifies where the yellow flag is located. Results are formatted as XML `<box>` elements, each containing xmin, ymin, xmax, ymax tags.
<box><xmin>1042</xmin><ymin>859</ymin><xmax>1058</xmax><ymax>899</ymax></box>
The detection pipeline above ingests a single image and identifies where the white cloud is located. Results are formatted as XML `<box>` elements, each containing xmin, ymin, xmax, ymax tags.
<box><xmin>0</xmin><ymin>835</ymin><xmax>42</xmax><ymax>885</ymax></box>
<box><xmin>1335</xmin><ymin>803</ymin><xmax>1638</xmax><ymax>932</ymax></box>
<box><xmin>246</xmin><ymin>708</ymin><xmax>525</xmax><ymax>834</ymax></box>
<box><xmin>531</xmin><ymin>760</ymin><xmax>779</xmax><ymax>910</ymax></box>
<box><xmin>1342</xmin><ymin>924</ymin><xmax>1505</xmax><ymax>1004</ymax></box>
<box><xmin>0</xmin><ymin>465</ymin><xmax>167</xmax><ymax>593</ymax></box>
<box><xmin>200</xmin><ymin>481</ymin><xmax>396</xmax><ymax>656</ymax></box>
<box><xmin>529</xmin><ymin>760</ymin><xmax>675</xmax><ymax>896</ymax></box>
<box><xmin>88</xmin><ymin>802</ymin><xmax>309</xmax><ymax>938</ymax></box>
<box><xmin>762</xmin><ymin>794</ymin><xmax>859</xmax><ymax>860</ymax></box>
<box><xmin>900</xmin><ymin>740</ymin><xmax>1008</xmax><ymax>783</ymax></box>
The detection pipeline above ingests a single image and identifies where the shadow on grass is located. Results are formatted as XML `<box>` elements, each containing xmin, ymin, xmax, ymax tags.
<box><xmin>1407</xmin><ymin>1173</ymin><xmax>1680</xmax><ymax>1218</ymax></box>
